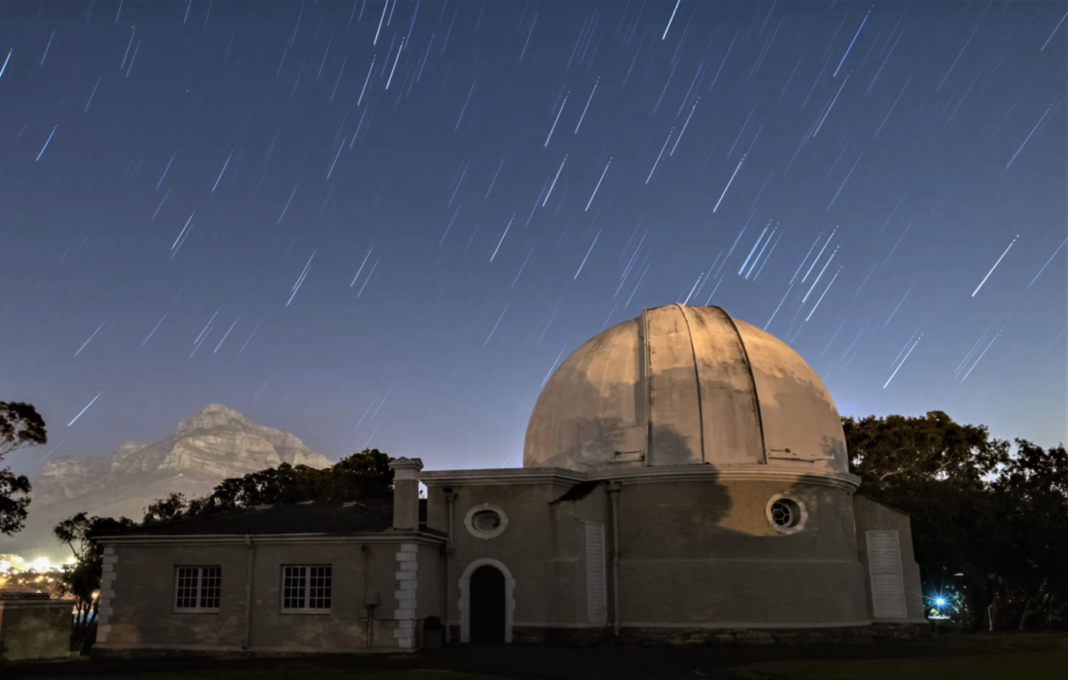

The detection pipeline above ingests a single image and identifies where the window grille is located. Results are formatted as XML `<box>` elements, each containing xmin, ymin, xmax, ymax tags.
<box><xmin>282</xmin><ymin>565</ymin><xmax>332</xmax><ymax>613</ymax></box>
<box><xmin>770</xmin><ymin>501</ymin><xmax>795</xmax><ymax>527</ymax></box>
<box><xmin>174</xmin><ymin>566</ymin><xmax>222</xmax><ymax>612</ymax></box>
<box><xmin>585</xmin><ymin>522</ymin><xmax>608</xmax><ymax>623</ymax></box>
<box><xmin>472</xmin><ymin>510</ymin><xmax>502</xmax><ymax>532</ymax></box>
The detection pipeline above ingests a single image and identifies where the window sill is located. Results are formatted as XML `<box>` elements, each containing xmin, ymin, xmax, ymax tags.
<box><xmin>172</xmin><ymin>609</ymin><xmax>220</xmax><ymax>615</ymax></box>
<box><xmin>280</xmin><ymin>610</ymin><xmax>332</xmax><ymax>615</ymax></box>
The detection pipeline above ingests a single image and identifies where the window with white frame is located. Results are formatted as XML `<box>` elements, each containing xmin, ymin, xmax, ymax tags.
<box><xmin>174</xmin><ymin>566</ymin><xmax>222</xmax><ymax>612</ymax></box>
<box><xmin>281</xmin><ymin>565</ymin><xmax>332</xmax><ymax>613</ymax></box>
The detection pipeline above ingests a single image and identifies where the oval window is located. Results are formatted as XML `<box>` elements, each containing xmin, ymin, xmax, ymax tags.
<box><xmin>464</xmin><ymin>504</ymin><xmax>508</xmax><ymax>540</ymax></box>
<box><xmin>472</xmin><ymin>510</ymin><xmax>502</xmax><ymax>532</ymax></box>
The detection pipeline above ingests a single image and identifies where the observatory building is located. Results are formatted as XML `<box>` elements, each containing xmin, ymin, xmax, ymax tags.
<box><xmin>94</xmin><ymin>304</ymin><xmax>926</xmax><ymax>656</ymax></box>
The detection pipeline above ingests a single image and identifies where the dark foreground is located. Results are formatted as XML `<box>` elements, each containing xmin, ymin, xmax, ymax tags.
<box><xmin>9</xmin><ymin>633</ymin><xmax>1068</xmax><ymax>680</ymax></box>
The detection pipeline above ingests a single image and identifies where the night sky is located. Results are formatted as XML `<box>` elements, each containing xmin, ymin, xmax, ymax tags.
<box><xmin>3</xmin><ymin>0</ymin><xmax>1066</xmax><ymax>480</ymax></box>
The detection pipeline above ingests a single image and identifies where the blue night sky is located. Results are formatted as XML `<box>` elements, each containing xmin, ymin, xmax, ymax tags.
<box><xmin>3</xmin><ymin>0</ymin><xmax>1066</xmax><ymax>479</ymax></box>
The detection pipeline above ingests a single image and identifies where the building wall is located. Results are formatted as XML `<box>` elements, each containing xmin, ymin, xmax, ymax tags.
<box><xmin>248</xmin><ymin>542</ymin><xmax>369</xmax><ymax>652</ymax></box>
<box><xmin>439</xmin><ymin>477</ymin><xmax>870</xmax><ymax>634</ymax></box>
<box><xmin>415</xmin><ymin>543</ymin><xmax>444</xmax><ymax>622</ymax></box>
<box><xmin>96</xmin><ymin>537</ymin><xmax>445</xmax><ymax>655</ymax></box>
<box><xmin>0</xmin><ymin>599</ymin><xmax>73</xmax><ymax>661</ymax></box>
<box><xmin>102</xmin><ymin>543</ymin><xmax>248</xmax><ymax>651</ymax></box>
<box><xmin>853</xmin><ymin>495</ymin><xmax>926</xmax><ymax>621</ymax></box>
<box><xmin>438</xmin><ymin>481</ymin><xmax>609</xmax><ymax>635</ymax></box>
<box><xmin>616</xmin><ymin>478</ymin><xmax>868</xmax><ymax>627</ymax></box>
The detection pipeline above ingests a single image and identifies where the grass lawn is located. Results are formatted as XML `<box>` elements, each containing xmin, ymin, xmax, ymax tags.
<box><xmin>736</xmin><ymin>650</ymin><xmax>1068</xmax><ymax>680</ymax></box>
<box><xmin>13</xmin><ymin>633</ymin><xmax>1068</xmax><ymax>680</ymax></box>
<box><xmin>16</xmin><ymin>669</ymin><xmax>519</xmax><ymax>680</ymax></box>
<box><xmin>354</xmin><ymin>673</ymin><xmax>517</xmax><ymax>680</ymax></box>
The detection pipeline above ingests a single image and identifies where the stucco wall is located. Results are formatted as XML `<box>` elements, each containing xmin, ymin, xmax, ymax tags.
<box><xmin>0</xmin><ymin>599</ymin><xmax>72</xmax><ymax>661</ymax></box>
<box><xmin>439</xmin><ymin>481</ymin><xmax>609</xmax><ymax>631</ymax></box>
<box><xmin>248</xmin><ymin>542</ymin><xmax>368</xmax><ymax>651</ymax></box>
<box><xmin>415</xmin><ymin>543</ymin><xmax>444</xmax><ymax>622</ymax></box>
<box><xmin>436</xmin><ymin>477</ymin><xmax>869</xmax><ymax>632</ymax></box>
<box><xmin>853</xmin><ymin>495</ymin><xmax>926</xmax><ymax>621</ymax></box>
<box><xmin>97</xmin><ymin>537</ymin><xmax>443</xmax><ymax>654</ymax></box>
<box><xmin>614</xmin><ymin>478</ymin><xmax>868</xmax><ymax>627</ymax></box>
<box><xmin>103</xmin><ymin>544</ymin><xmax>248</xmax><ymax>650</ymax></box>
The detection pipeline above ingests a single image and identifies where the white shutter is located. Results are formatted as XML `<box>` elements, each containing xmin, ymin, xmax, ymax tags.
<box><xmin>866</xmin><ymin>530</ymin><xmax>908</xmax><ymax>619</ymax></box>
<box><xmin>586</xmin><ymin>522</ymin><xmax>607</xmax><ymax>623</ymax></box>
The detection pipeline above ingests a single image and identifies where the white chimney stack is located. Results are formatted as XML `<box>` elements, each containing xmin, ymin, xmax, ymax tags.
<box><xmin>388</xmin><ymin>457</ymin><xmax>424</xmax><ymax>531</ymax></box>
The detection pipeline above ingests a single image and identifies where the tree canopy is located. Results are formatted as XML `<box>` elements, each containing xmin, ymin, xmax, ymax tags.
<box><xmin>843</xmin><ymin>411</ymin><xmax>1067</xmax><ymax>631</ymax></box>
<box><xmin>142</xmin><ymin>448</ymin><xmax>394</xmax><ymax>523</ymax></box>
<box><xmin>0</xmin><ymin>401</ymin><xmax>48</xmax><ymax>536</ymax></box>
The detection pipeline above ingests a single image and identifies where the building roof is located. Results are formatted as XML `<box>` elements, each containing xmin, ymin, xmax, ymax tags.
<box><xmin>93</xmin><ymin>499</ymin><xmax>445</xmax><ymax>538</ymax></box>
<box><xmin>524</xmin><ymin>304</ymin><xmax>848</xmax><ymax>475</ymax></box>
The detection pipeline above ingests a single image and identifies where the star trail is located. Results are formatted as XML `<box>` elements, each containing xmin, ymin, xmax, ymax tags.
<box><xmin>1</xmin><ymin>0</ymin><xmax>1065</xmax><ymax>477</ymax></box>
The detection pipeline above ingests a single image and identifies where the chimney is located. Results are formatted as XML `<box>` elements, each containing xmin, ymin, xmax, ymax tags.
<box><xmin>389</xmin><ymin>457</ymin><xmax>424</xmax><ymax>531</ymax></box>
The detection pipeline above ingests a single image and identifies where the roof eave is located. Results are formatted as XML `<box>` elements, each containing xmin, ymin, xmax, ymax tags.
<box><xmin>420</xmin><ymin>466</ymin><xmax>588</xmax><ymax>486</ymax></box>
<box><xmin>94</xmin><ymin>531</ymin><xmax>447</xmax><ymax>546</ymax></box>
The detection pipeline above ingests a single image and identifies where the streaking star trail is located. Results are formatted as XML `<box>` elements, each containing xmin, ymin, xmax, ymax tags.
<box><xmin>0</xmin><ymin>0</ymin><xmax>1059</xmax><ymax>483</ymax></box>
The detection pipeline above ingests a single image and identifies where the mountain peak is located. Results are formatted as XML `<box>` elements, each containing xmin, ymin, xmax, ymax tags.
<box><xmin>201</xmin><ymin>403</ymin><xmax>246</xmax><ymax>417</ymax></box>
<box><xmin>176</xmin><ymin>403</ymin><xmax>250</xmax><ymax>434</ymax></box>
<box><xmin>19</xmin><ymin>404</ymin><xmax>332</xmax><ymax>560</ymax></box>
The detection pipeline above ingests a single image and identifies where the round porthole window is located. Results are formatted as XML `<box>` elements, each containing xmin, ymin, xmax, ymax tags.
<box><xmin>766</xmin><ymin>495</ymin><xmax>806</xmax><ymax>535</ymax></box>
<box><xmin>464</xmin><ymin>503</ymin><xmax>508</xmax><ymax>540</ymax></box>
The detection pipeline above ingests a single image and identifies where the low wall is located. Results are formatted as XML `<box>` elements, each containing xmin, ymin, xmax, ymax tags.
<box><xmin>0</xmin><ymin>597</ymin><xmax>73</xmax><ymax>661</ymax></box>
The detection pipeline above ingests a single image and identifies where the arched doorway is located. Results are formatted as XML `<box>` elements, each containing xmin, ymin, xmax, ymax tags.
<box><xmin>469</xmin><ymin>565</ymin><xmax>505</xmax><ymax>643</ymax></box>
<box><xmin>459</xmin><ymin>558</ymin><xmax>515</xmax><ymax>643</ymax></box>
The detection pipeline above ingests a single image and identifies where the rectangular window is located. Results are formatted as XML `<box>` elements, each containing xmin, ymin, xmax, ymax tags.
<box><xmin>174</xmin><ymin>566</ymin><xmax>222</xmax><ymax>612</ymax></box>
<box><xmin>281</xmin><ymin>565</ymin><xmax>332</xmax><ymax>613</ymax></box>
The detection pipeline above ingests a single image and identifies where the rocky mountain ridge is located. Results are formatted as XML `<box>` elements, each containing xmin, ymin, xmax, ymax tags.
<box><xmin>10</xmin><ymin>404</ymin><xmax>332</xmax><ymax>559</ymax></box>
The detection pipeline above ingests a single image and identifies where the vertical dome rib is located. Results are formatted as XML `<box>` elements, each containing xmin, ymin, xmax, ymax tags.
<box><xmin>643</xmin><ymin>306</ymin><xmax>703</xmax><ymax>466</ymax></box>
<box><xmin>524</xmin><ymin>304</ymin><xmax>848</xmax><ymax>474</ymax></box>
<box><xmin>685</xmin><ymin>306</ymin><xmax>764</xmax><ymax>465</ymax></box>
<box><xmin>675</xmin><ymin>304</ymin><xmax>706</xmax><ymax>463</ymax></box>
<box><xmin>713</xmin><ymin>307</ymin><xmax>768</xmax><ymax>464</ymax></box>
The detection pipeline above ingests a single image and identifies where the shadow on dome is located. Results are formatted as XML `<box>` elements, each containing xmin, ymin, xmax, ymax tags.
<box><xmin>527</xmin><ymin>369</ymin><xmax>735</xmax><ymax>530</ymax></box>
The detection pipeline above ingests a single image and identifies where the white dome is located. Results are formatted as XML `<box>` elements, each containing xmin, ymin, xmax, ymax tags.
<box><xmin>523</xmin><ymin>304</ymin><xmax>848</xmax><ymax>475</ymax></box>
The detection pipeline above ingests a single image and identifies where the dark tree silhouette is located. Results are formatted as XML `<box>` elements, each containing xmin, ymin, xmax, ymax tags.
<box><xmin>142</xmin><ymin>448</ymin><xmax>394</xmax><ymax>523</ymax></box>
<box><xmin>0</xmin><ymin>401</ymin><xmax>48</xmax><ymax>535</ymax></box>
<box><xmin>54</xmin><ymin>512</ymin><xmax>137</xmax><ymax>652</ymax></box>
<box><xmin>843</xmin><ymin>411</ymin><xmax>1067</xmax><ymax>631</ymax></box>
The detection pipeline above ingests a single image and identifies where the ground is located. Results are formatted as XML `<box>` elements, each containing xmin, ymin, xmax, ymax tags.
<box><xmin>8</xmin><ymin>633</ymin><xmax>1068</xmax><ymax>680</ymax></box>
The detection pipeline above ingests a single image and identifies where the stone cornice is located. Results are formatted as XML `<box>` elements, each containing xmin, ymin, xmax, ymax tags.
<box><xmin>589</xmin><ymin>464</ymin><xmax>861</xmax><ymax>491</ymax></box>
<box><xmin>94</xmin><ymin>532</ymin><xmax>446</xmax><ymax>547</ymax></box>
<box><xmin>421</xmin><ymin>464</ymin><xmax>860</xmax><ymax>492</ymax></box>
<box><xmin>419</xmin><ymin>467</ymin><xmax>587</xmax><ymax>487</ymax></box>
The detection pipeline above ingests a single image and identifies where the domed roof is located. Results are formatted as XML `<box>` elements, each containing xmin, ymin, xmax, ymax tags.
<box><xmin>523</xmin><ymin>304</ymin><xmax>848</xmax><ymax>475</ymax></box>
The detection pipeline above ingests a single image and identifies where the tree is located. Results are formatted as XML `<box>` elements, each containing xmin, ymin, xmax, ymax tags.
<box><xmin>54</xmin><ymin>512</ymin><xmax>137</xmax><ymax>652</ymax></box>
<box><xmin>0</xmin><ymin>401</ymin><xmax>48</xmax><ymax>535</ymax></box>
<box><xmin>987</xmin><ymin>440</ymin><xmax>1068</xmax><ymax>630</ymax></box>
<box><xmin>843</xmin><ymin>410</ymin><xmax>1009</xmax><ymax>496</ymax></box>
<box><xmin>842</xmin><ymin>411</ymin><xmax>1067</xmax><ymax>631</ymax></box>
<box><xmin>143</xmin><ymin>449</ymin><xmax>394</xmax><ymax>523</ymax></box>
